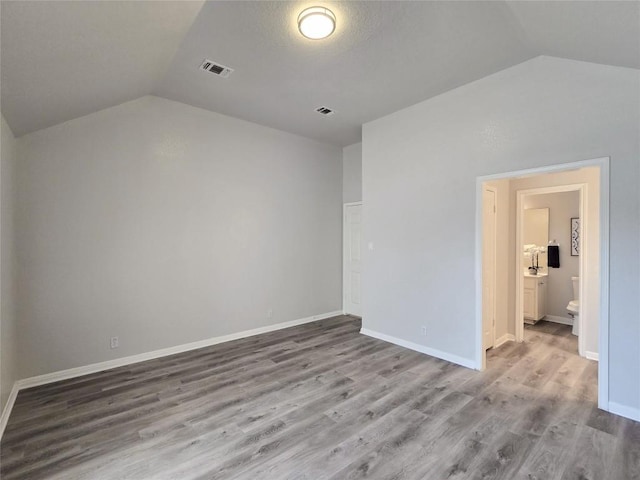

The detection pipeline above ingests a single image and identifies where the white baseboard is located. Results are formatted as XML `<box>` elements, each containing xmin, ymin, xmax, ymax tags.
<box><xmin>360</xmin><ymin>328</ymin><xmax>477</xmax><ymax>370</ymax></box>
<box><xmin>608</xmin><ymin>401</ymin><xmax>640</xmax><ymax>422</ymax></box>
<box><xmin>544</xmin><ymin>315</ymin><xmax>573</xmax><ymax>326</ymax></box>
<box><xmin>0</xmin><ymin>311</ymin><xmax>338</xmax><ymax>439</ymax></box>
<box><xmin>494</xmin><ymin>333</ymin><xmax>515</xmax><ymax>348</ymax></box>
<box><xmin>7</xmin><ymin>309</ymin><xmax>343</xmax><ymax>404</ymax></box>
<box><xmin>585</xmin><ymin>351</ymin><xmax>599</xmax><ymax>361</ymax></box>
<box><xmin>0</xmin><ymin>382</ymin><xmax>20</xmax><ymax>439</ymax></box>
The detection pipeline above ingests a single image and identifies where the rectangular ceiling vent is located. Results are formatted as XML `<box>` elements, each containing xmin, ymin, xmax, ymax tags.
<box><xmin>200</xmin><ymin>59</ymin><xmax>234</xmax><ymax>79</ymax></box>
<box><xmin>315</xmin><ymin>106</ymin><xmax>335</xmax><ymax>116</ymax></box>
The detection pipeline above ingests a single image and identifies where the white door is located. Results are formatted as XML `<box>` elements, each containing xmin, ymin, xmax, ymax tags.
<box><xmin>344</xmin><ymin>203</ymin><xmax>362</xmax><ymax>316</ymax></box>
<box><xmin>482</xmin><ymin>188</ymin><xmax>496</xmax><ymax>350</ymax></box>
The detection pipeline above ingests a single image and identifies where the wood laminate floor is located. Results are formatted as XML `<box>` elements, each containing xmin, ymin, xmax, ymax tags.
<box><xmin>1</xmin><ymin>317</ymin><xmax>638</xmax><ymax>479</ymax></box>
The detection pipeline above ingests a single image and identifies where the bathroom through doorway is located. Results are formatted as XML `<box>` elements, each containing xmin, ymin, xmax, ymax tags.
<box><xmin>475</xmin><ymin>157</ymin><xmax>609</xmax><ymax>411</ymax></box>
<box><xmin>516</xmin><ymin>185</ymin><xmax>588</xmax><ymax>357</ymax></box>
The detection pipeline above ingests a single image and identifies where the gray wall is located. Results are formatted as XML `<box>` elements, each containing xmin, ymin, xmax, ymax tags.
<box><xmin>524</xmin><ymin>191</ymin><xmax>580</xmax><ymax>318</ymax></box>
<box><xmin>16</xmin><ymin>96</ymin><xmax>343</xmax><ymax>378</ymax></box>
<box><xmin>1</xmin><ymin>115</ymin><xmax>18</xmax><ymax>410</ymax></box>
<box><xmin>362</xmin><ymin>57</ymin><xmax>640</xmax><ymax>413</ymax></box>
<box><xmin>343</xmin><ymin>142</ymin><xmax>362</xmax><ymax>204</ymax></box>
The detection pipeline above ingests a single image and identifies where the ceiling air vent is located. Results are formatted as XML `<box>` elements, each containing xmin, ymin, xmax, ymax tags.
<box><xmin>200</xmin><ymin>59</ymin><xmax>234</xmax><ymax>78</ymax></box>
<box><xmin>315</xmin><ymin>106</ymin><xmax>335</xmax><ymax>116</ymax></box>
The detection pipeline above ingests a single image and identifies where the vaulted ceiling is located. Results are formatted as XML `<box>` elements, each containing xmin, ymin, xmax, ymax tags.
<box><xmin>2</xmin><ymin>1</ymin><xmax>639</xmax><ymax>146</ymax></box>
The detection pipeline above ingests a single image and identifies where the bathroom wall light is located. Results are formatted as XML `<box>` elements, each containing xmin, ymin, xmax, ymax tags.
<box><xmin>298</xmin><ymin>7</ymin><xmax>336</xmax><ymax>40</ymax></box>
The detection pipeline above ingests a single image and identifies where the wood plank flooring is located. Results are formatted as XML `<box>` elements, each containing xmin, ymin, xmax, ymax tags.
<box><xmin>1</xmin><ymin>317</ymin><xmax>638</xmax><ymax>479</ymax></box>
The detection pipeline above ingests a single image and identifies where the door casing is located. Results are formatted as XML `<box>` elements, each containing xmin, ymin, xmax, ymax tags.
<box><xmin>482</xmin><ymin>186</ymin><xmax>497</xmax><ymax>351</ymax></box>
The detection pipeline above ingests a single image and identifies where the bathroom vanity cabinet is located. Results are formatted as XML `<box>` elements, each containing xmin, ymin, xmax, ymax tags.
<box><xmin>523</xmin><ymin>274</ymin><xmax>547</xmax><ymax>323</ymax></box>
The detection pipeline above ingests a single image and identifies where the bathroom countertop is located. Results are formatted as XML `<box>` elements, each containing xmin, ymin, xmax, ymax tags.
<box><xmin>523</xmin><ymin>271</ymin><xmax>548</xmax><ymax>278</ymax></box>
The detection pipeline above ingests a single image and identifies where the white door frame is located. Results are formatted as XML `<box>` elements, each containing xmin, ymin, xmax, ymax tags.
<box><xmin>482</xmin><ymin>185</ymin><xmax>497</xmax><ymax>350</ymax></box>
<box><xmin>343</xmin><ymin>202</ymin><xmax>362</xmax><ymax>316</ymax></box>
<box><xmin>515</xmin><ymin>184</ymin><xmax>586</xmax><ymax>356</ymax></box>
<box><xmin>474</xmin><ymin>157</ymin><xmax>609</xmax><ymax>412</ymax></box>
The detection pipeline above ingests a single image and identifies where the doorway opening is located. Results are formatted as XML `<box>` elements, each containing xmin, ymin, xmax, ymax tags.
<box><xmin>475</xmin><ymin>157</ymin><xmax>609</xmax><ymax>411</ymax></box>
<box><xmin>516</xmin><ymin>185</ymin><xmax>589</xmax><ymax>358</ymax></box>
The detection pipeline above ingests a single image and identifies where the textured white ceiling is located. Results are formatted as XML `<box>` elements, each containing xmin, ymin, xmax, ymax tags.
<box><xmin>0</xmin><ymin>0</ymin><xmax>205</xmax><ymax>136</ymax></box>
<box><xmin>508</xmin><ymin>1</ymin><xmax>640</xmax><ymax>70</ymax></box>
<box><xmin>154</xmin><ymin>0</ymin><xmax>536</xmax><ymax>146</ymax></box>
<box><xmin>2</xmin><ymin>1</ymin><xmax>638</xmax><ymax>145</ymax></box>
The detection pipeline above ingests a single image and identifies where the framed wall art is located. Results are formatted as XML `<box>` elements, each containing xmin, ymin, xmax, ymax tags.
<box><xmin>571</xmin><ymin>217</ymin><xmax>580</xmax><ymax>256</ymax></box>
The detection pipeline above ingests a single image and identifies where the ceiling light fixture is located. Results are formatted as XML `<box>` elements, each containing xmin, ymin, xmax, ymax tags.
<box><xmin>298</xmin><ymin>7</ymin><xmax>336</xmax><ymax>40</ymax></box>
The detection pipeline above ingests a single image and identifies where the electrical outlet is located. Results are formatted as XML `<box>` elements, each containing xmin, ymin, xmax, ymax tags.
<box><xmin>110</xmin><ymin>336</ymin><xmax>119</xmax><ymax>349</ymax></box>
<box><xmin>267</xmin><ymin>309</ymin><xmax>273</xmax><ymax>319</ymax></box>
<box><xmin>421</xmin><ymin>326</ymin><xmax>427</xmax><ymax>336</ymax></box>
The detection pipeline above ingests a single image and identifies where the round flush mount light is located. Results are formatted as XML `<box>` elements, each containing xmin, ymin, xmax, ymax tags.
<box><xmin>298</xmin><ymin>6</ymin><xmax>336</xmax><ymax>40</ymax></box>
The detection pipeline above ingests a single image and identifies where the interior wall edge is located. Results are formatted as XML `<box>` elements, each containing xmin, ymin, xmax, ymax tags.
<box><xmin>1</xmin><ymin>309</ymin><xmax>344</xmax><ymax>437</ymax></box>
<box><xmin>17</xmin><ymin>310</ymin><xmax>343</xmax><ymax>391</ymax></box>
<box><xmin>608</xmin><ymin>401</ymin><xmax>640</xmax><ymax>423</ymax></box>
<box><xmin>360</xmin><ymin>327</ymin><xmax>477</xmax><ymax>370</ymax></box>
<box><xmin>0</xmin><ymin>381</ymin><xmax>19</xmax><ymax>440</ymax></box>
<box><xmin>6</xmin><ymin>310</ymin><xmax>341</xmax><ymax>440</ymax></box>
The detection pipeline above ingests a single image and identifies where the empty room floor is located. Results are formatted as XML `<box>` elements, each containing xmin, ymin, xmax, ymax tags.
<box><xmin>1</xmin><ymin>316</ymin><xmax>638</xmax><ymax>479</ymax></box>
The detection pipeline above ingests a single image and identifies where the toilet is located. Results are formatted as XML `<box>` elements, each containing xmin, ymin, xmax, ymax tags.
<box><xmin>567</xmin><ymin>276</ymin><xmax>579</xmax><ymax>336</ymax></box>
